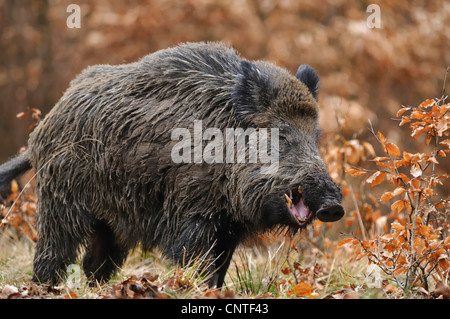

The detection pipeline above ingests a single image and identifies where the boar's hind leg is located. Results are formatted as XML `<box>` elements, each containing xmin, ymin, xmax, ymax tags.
<box><xmin>32</xmin><ymin>200</ymin><xmax>88</xmax><ymax>285</ymax></box>
<box><xmin>82</xmin><ymin>220</ymin><xmax>128</xmax><ymax>284</ymax></box>
<box><xmin>32</xmin><ymin>236</ymin><xmax>79</xmax><ymax>285</ymax></box>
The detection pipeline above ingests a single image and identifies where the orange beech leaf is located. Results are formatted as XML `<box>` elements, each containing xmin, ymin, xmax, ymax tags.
<box><xmin>436</xmin><ymin>117</ymin><xmax>448</xmax><ymax>137</ymax></box>
<box><xmin>413</xmin><ymin>238</ymin><xmax>426</xmax><ymax>255</ymax></box>
<box><xmin>419</xmin><ymin>99</ymin><xmax>435</xmax><ymax>109</ymax></box>
<box><xmin>397</xmin><ymin>172</ymin><xmax>410</xmax><ymax>184</ymax></box>
<box><xmin>440</xmin><ymin>103</ymin><xmax>450</xmax><ymax>113</ymax></box>
<box><xmin>396</xmin><ymin>107</ymin><xmax>411</xmax><ymax>117</ymax></box>
<box><xmin>411</xmin><ymin>110</ymin><xmax>424</xmax><ymax>119</ymax></box>
<box><xmin>429</xmin><ymin>240</ymin><xmax>443</xmax><ymax>251</ymax></box>
<box><xmin>412</xmin><ymin>126</ymin><xmax>427</xmax><ymax>138</ymax></box>
<box><xmin>417</xmin><ymin>225</ymin><xmax>431</xmax><ymax>238</ymax></box>
<box><xmin>431</xmin><ymin>103</ymin><xmax>441</xmax><ymax>117</ymax></box>
<box><xmin>445</xmin><ymin>236</ymin><xmax>450</xmax><ymax>246</ymax></box>
<box><xmin>438</xmin><ymin>259</ymin><xmax>450</xmax><ymax>273</ymax></box>
<box><xmin>423</xmin><ymin>187</ymin><xmax>436</xmax><ymax>197</ymax></box>
<box><xmin>380</xmin><ymin>191</ymin><xmax>393</xmax><ymax>201</ymax></box>
<box><xmin>372</xmin><ymin>156</ymin><xmax>389</xmax><ymax>162</ymax></box>
<box><xmin>400</xmin><ymin>116</ymin><xmax>411</xmax><ymax>126</ymax></box>
<box><xmin>16</xmin><ymin>112</ymin><xmax>27</xmax><ymax>119</ymax></box>
<box><xmin>410</xmin><ymin>163</ymin><xmax>422</xmax><ymax>178</ymax></box>
<box><xmin>391</xmin><ymin>199</ymin><xmax>407</xmax><ymax>213</ymax></box>
<box><xmin>366</xmin><ymin>171</ymin><xmax>385</xmax><ymax>187</ymax></box>
<box><xmin>346</xmin><ymin>167</ymin><xmax>368</xmax><ymax>176</ymax></box>
<box><xmin>383</xmin><ymin>243</ymin><xmax>398</xmax><ymax>253</ymax></box>
<box><xmin>376</xmin><ymin>161</ymin><xmax>393</xmax><ymax>170</ymax></box>
<box><xmin>426</xmin><ymin>134</ymin><xmax>432</xmax><ymax>145</ymax></box>
<box><xmin>361</xmin><ymin>240</ymin><xmax>375</xmax><ymax>250</ymax></box>
<box><xmin>377</xmin><ymin>131</ymin><xmax>386</xmax><ymax>146</ymax></box>
<box><xmin>439</xmin><ymin>139</ymin><xmax>450</xmax><ymax>149</ymax></box>
<box><xmin>380</xmin><ymin>187</ymin><xmax>406</xmax><ymax>201</ymax></box>
<box><xmin>385</xmin><ymin>143</ymin><xmax>401</xmax><ymax>156</ymax></box>
<box><xmin>409</xmin><ymin>178</ymin><xmax>420</xmax><ymax>190</ymax></box>
<box><xmin>338</xmin><ymin>238</ymin><xmax>357</xmax><ymax>247</ymax></box>
<box><xmin>394</xmin><ymin>159</ymin><xmax>405</xmax><ymax>168</ymax></box>
<box><xmin>404</xmin><ymin>151</ymin><xmax>426</xmax><ymax>164</ymax></box>
<box><xmin>415</xmin><ymin>216</ymin><xmax>423</xmax><ymax>225</ymax></box>
<box><xmin>392</xmin><ymin>222</ymin><xmax>405</xmax><ymax>231</ymax></box>
<box><xmin>402</xmin><ymin>151</ymin><xmax>413</xmax><ymax>162</ymax></box>
<box><xmin>380</xmin><ymin>234</ymin><xmax>394</xmax><ymax>242</ymax></box>
<box><xmin>363</xmin><ymin>142</ymin><xmax>376</xmax><ymax>157</ymax></box>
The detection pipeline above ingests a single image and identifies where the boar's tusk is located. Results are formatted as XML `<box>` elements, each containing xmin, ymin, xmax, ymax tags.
<box><xmin>284</xmin><ymin>193</ymin><xmax>293</xmax><ymax>208</ymax></box>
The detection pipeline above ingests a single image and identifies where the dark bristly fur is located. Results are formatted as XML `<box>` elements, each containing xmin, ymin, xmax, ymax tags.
<box><xmin>0</xmin><ymin>42</ymin><xmax>344</xmax><ymax>288</ymax></box>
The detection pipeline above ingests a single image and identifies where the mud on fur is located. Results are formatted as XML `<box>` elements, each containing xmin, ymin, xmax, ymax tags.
<box><xmin>0</xmin><ymin>42</ymin><xmax>344</xmax><ymax>288</ymax></box>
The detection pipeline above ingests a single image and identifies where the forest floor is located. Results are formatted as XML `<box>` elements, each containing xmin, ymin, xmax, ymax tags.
<box><xmin>0</xmin><ymin>229</ymin><xmax>393</xmax><ymax>299</ymax></box>
<box><xmin>1</xmin><ymin>221</ymin><xmax>446</xmax><ymax>300</ymax></box>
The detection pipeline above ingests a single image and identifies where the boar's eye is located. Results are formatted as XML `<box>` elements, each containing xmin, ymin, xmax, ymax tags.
<box><xmin>296</xmin><ymin>64</ymin><xmax>320</xmax><ymax>101</ymax></box>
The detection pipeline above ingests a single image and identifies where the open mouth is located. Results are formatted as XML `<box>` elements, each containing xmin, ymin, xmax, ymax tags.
<box><xmin>284</xmin><ymin>186</ymin><xmax>313</xmax><ymax>227</ymax></box>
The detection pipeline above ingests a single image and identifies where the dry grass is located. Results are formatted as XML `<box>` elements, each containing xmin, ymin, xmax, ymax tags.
<box><xmin>0</xmin><ymin>223</ymin><xmax>395</xmax><ymax>299</ymax></box>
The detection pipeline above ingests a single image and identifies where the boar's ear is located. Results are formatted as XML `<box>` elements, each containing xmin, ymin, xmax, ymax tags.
<box><xmin>296</xmin><ymin>64</ymin><xmax>320</xmax><ymax>101</ymax></box>
<box><xmin>232</xmin><ymin>60</ymin><xmax>272</xmax><ymax>122</ymax></box>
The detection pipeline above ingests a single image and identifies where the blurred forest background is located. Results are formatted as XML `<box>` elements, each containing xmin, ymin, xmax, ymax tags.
<box><xmin>0</xmin><ymin>0</ymin><xmax>449</xmax><ymax>176</ymax></box>
<box><xmin>0</xmin><ymin>0</ymin><xmax>449</xmax><ymax>299</ymax></box>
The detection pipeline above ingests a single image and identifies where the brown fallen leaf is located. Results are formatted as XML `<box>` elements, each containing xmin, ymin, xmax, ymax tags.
<box><xmin>1</xmin><ymin>285</ymin><xmax>20</xmax><ymax>299</ymax></box>
<box><xmin>107</xmin><ymin>273</ymin><xmax>161</xmax><ymax>299</ymax></box>
<box><xmin>287</xmin><ymin>282</ymin><xmax>313</xmax><ymax>297</ymax></box>
<box><xmin>63</xmin><ymin>291</ymin><xmax>78</xmax><ymax>299</ymax></box>
<box><xmin>431</xmin><ymin>281</ymin><xmax>450</xmax><ymax>299</ymax></box>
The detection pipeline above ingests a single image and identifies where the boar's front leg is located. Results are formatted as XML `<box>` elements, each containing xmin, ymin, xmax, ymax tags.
<box><xmin>165</xmin><ymin>216</ymin><xmax>242</xmax><ymax>289</ymax></box>
<box><xmin>207</xmin><ymin>240</ymin><xmax>238</xmax><ymax>289</ymax></box>
<box><xmin>82</xmin><ymin>220</ymin><xmax>128</xmax><ymax>284</ymax></box>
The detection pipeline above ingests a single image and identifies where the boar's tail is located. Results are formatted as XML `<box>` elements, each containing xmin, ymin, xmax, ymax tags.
<box><xmin>0</xmin><ymin>150</ymin><xmax>31</xmax><ymax>199</ymax></box>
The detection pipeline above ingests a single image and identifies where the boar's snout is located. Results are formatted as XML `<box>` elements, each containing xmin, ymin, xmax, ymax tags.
<box><xmin>316</xmin><ymin>203</ymin><xmax>345</xmax><ymax>222</ymax></box>
<box><xmin>291</xmin><ymin>171</ymin><xmax>345</xmax><ymax>224</ymax></box>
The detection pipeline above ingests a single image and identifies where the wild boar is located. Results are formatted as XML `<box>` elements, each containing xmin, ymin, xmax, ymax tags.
<box><xmin>0</xmin><ymin>42</ymin><xmax>344</xmax><ymax>288</ymax></box>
